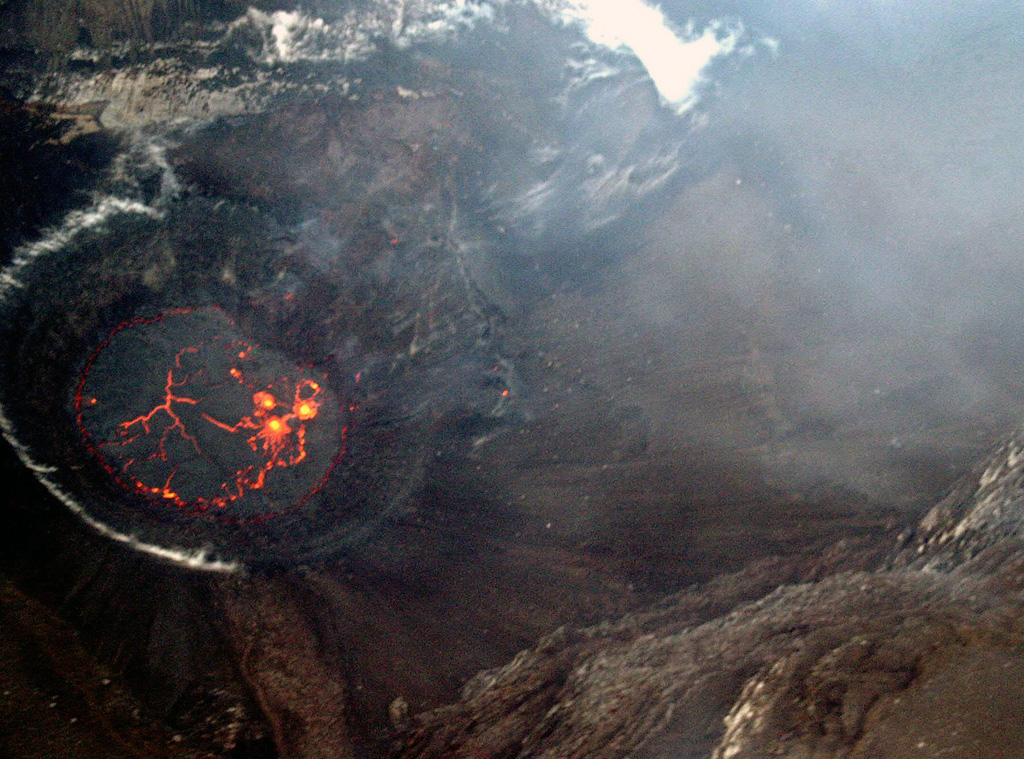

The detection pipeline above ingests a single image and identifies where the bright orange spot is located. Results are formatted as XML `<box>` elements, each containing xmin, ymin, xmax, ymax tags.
<box><xmin>254</xmin><ymin>415</ymin><xmax>294</xmax><ymax>461</ymax></box>
<box><xmin>74</xmin><ymin>309</ymin><xmax>341</xmax><ymax>521</ymax></box>
<box><xmin>501</xmin><ymin>389</ymin><xmax>510</xmax><ymax>397</ymax></box>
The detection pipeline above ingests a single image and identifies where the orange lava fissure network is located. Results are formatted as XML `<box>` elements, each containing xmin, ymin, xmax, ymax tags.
<box><xmin>74</xmin><ymin>309</ymin><xmax>341</xmax><ymax>522</ymax></box>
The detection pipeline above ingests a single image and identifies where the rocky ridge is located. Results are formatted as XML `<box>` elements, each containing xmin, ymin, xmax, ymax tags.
<box><xmin>391</xmin><ymin>434</ymin><xmax>1024</xmax><ymax>759</ymax></box>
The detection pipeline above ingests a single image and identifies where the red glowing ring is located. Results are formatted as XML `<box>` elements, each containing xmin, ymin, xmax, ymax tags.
<box><xmin>74</xmin><ymin>307</ymin><xmax>345</xmax><ymax>524</ymax></box>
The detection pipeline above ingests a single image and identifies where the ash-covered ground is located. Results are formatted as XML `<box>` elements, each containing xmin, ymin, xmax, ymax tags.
<box><xmin>2</xmin><ymin>1</ymin><xmax>1024</xmax><ymax>757</ymax></box>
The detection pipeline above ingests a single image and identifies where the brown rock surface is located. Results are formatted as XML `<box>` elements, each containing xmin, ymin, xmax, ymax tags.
<box><xmin>390</xmin><ymin>435</ymin><xmax>1024</xmax><ymax>759</ymax></box>
<box><xmin>4</xmin><ymin>7</ymin><xmax>1024</xmax><ymax>759</ymax></box>
<box><xmin>0</xmin><ymin>575</ymin><xmax>202</xmax><ymax>759</ymax></box>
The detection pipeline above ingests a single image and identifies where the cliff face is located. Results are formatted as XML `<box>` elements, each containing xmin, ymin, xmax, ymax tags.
<box><xmin>0</xmin><ymin>0</ymin><xmax>263</xmax><ymax>51</ymax></box>
<box><xmin>392</xmin><ymin>435</ymin><xmax>1024</xmax><ymax>759</ymax></box>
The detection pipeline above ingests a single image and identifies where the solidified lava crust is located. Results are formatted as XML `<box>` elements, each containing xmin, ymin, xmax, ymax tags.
<box><xmin>74</xmin><ymin>307</ymin><xmax>344</xmax><ymax>524</ymax></box>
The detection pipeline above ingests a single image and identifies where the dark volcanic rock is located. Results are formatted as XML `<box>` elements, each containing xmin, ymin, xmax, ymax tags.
<box><xmin>0</xmin><ymin>97</ymin><xmax>116</xmax><ymax>265</ymax></box>
<box><xmin>0</xmin><ymin>575</ymin><xmax>202</xmax><ymax>759</ymax></box>
<box><xmin>5</xmin><ymin>5</ymin><xmax>1024</xmax><ymax>759</ymax></box>
<box><xmin>390</xmin><ymin>434</ymin><xmax>1024</xmax><ymax>759</ymax></box>
<box><xmin>0</xmin><ymin>0</ymin><xmax>261</xmax><ymax>51</ymax></box>
<box><xmin>0</xmin><ymin>499</ymin><xmax>270</xmax><ymax>759</ymax></box>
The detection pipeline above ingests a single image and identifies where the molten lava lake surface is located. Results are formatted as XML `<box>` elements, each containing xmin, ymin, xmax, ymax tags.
<box><xmin>75</xmin><ymin>308</ymin><xmax>343</xmax><ymax>523</ymax></box>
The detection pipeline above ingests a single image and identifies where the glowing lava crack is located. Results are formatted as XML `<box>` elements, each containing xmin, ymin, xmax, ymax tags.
<box><xmin>75</xmin><ymin>308</ymin><xmax>344</xmax><ymax>523</ymax></box>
